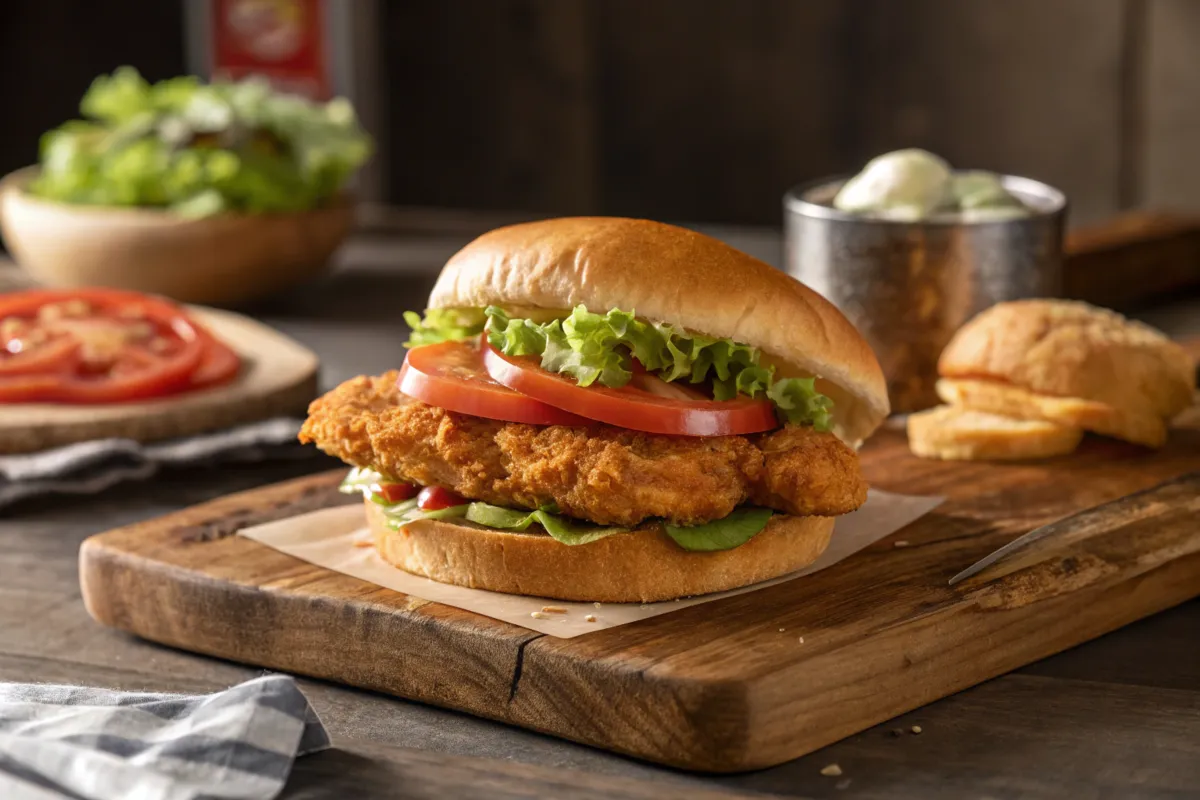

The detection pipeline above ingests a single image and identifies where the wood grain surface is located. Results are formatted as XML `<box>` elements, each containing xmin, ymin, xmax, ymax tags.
<box><xmin>79</xmin><ymin>408</ymin><xmax>1200</xmax><ymax>772</ymax></box>
<box><xmin>1064</xmin><ymin>210</ymin><xmax>1200</xmax><ymax>309</ymax></box>
<box><xmin>1</xmin><ymin>224</ymin><xmax>1196</xmax><ymax>797</ymax></box>
<box><xmin>0</xmin><ymin>306</ymin><xmax>318</xmax><ymax>453</ymax></box>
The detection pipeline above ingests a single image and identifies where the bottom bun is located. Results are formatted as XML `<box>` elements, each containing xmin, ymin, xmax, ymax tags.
<box><xmin>366</xmin><ymin>498</ymin><xmax>834</xmax><ymax>603</ymax></box>
<box><xmin>907</xmin><ymin>405</ymin><xmax>1083</xmax><ymax>461</ymax></box>
<box><xmin>936</xmin><ymin>378</ymin><xmax>1168</xmax><ymax>448</ymax></box>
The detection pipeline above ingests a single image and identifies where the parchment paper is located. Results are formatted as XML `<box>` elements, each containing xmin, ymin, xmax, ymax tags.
<box><xmin>240</xmin><ymin>489</ymin><xmax>943</xmax><ymax>638</ymax></box>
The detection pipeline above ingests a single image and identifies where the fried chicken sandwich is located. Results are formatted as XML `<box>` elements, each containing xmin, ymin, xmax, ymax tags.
<box><xmin>300</xmin><ymin>217</ymin><xmax>889</xmax><ymax>602</ymax></box>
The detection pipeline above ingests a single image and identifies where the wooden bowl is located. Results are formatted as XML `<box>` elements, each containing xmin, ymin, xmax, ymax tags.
<box><xmin>0</xmin><ymin>167</ymin><xmax>353</xmax><ymax>306</ymax></box>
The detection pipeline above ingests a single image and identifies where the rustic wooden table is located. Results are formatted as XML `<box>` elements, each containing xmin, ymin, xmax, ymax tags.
<box><xmin>2</xmin><ymin>223</ymin><xmax>1198</xmax><ymax>799</ymax></box>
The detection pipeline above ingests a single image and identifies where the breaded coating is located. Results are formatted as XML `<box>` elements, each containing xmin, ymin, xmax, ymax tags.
<box><xmin>300</xmin><ymin>371</ymin><xmax>866</xmax><ymax>526</ymax></box>
<box><xmin>751</xmin><ymin>425</ymin><xmax>868</xmax><ymax>516</ymax></box>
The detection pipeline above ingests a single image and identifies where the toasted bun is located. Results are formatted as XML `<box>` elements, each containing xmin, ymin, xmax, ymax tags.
<box><xmin>429</xmin><ymin>217</ymin><xmax>889</xmax><ymax>444</ymax></box>
<box><xmin>937</xmin><ymin>378</ymin><xmax>1168</xmax><ymax>448</ymax></box>
<box><xmin>938</xmin><ymin>300</ymin><xmax>1194</xmax><ymax>443</ymax></box>
<box><xmin>907</xmin><ymin>404</ymin><xmax>1083</xmax><ymax>461</ymax></box>
<box><xmin>366</xmin><ymin>498</ymin><xmax>833</xmax><ymax>603</ymax></box>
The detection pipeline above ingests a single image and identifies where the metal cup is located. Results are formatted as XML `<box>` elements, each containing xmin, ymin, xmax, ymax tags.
<box><xmin>783</xmin><ymin>174</ymin><xmax>1067</xmax><ymax>414</ymax></box>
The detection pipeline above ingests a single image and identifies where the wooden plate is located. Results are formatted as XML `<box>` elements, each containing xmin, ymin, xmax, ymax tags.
<box><xmin>0</xmin><ymin>307</ymin><xmax>318</xmax><ymax>454</ymax></box>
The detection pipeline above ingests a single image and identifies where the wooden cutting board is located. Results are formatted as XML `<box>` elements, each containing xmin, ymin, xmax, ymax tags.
<box><xmin>80</xmin><ymin>389</ymin><xmax>1200</xmax><ymax>772</ymax></box>
<box><xmin>0</xmin><ymin>307</ymin><xmax>318</xmax><ymax>453</ymax></box>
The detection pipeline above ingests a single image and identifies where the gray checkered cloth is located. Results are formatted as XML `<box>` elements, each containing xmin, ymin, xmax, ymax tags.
<box><xmin>0</xmin><ymin>675</ymin><xmax>329</xmax><ymax>800</ymax></box>
<box><xmin>0</xmin><ymin>418</ymin><xmax>309</xmax><ymax>509</ymax></box>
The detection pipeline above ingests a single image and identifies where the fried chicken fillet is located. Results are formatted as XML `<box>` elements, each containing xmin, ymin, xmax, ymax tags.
<box><xmin>300</xmin><ymin>371</ymin><xmax>868</xmax><ymax>527</ymax></box>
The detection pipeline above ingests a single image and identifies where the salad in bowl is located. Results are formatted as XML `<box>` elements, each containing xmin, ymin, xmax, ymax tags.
<box><xmin>0</xmin><ymin>68</ymin><xmax>372</xmax><ymax>304</ymax></box>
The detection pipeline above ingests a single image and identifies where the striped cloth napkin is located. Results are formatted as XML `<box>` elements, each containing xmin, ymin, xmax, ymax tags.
<box><xmin>0</xmin><ymin>418</ymin><xmax>311</xmax><ymax>509</ymax></box>
<box><xmin>0</xmin><ymin>675</ymin><xmax>329</xmax><ymax>800</ymax></box>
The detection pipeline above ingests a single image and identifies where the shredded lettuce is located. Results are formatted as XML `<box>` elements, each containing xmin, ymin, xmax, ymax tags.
<box><xmin>338</xmin><ymin>466</ymin><xmax>379</xmax><ymax>495</ymax></box>
<box><xmin>485</xmin><ymin>305</ymin><xmax>833</xmax><ymax>430</ymax></box>
<box><xmin>341</xmin><ymin>469</ymin><xmax>772</xmax><ymax>552</ymax></box>
<box><xmin>29</xmin><ymin>66</ymin><xmax>371</xmax><ymax>216</ymax></box>
<box><xmin>378</xmin><ymin>498</ymin><xmax>469</xmax><ymax>525</ymax></box>
<box><xmin>664</xmin><ymin>507</ymin><xmax>774</xmax><ymax>552</ymax></box>
<box><xmin>340</xmin><ymin>469</ymin><xmax>625</xmax><ymax>545</ymax></box>
<box><xmin>402</xmin><ymin>308</ymin><xmax>486</xmax><ymax>347</ymax></box>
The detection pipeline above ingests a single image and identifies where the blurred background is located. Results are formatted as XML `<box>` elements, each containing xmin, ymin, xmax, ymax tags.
<box><xmin>2</xmin><ymin>0</ymin><xmax>1197</xmax><ymax>228</ymax></box>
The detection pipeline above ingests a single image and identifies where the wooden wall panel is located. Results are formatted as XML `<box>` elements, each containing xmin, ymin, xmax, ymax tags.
<box><xmin>594</xmin><ymin>1</ymin><xmax>853</xmax><ymax>225</ymax></box>
<box><xmin>0</xmin><ymin>1</ymin><xmax>186</xmax><ymax>182</ymax></box>
<box><xmin>846</xmin><ymin>0</ymin><xmax>1127</xmax><ymax>224</ymax></box>
<box><xmin>1143</xmin><ymin>0</ymin><xmax>1200</xmax><ymax>212</ymax></box>
<box><xmin>383</xmin><ymin>1</ymin><xmax>597</xmax><ymax>215</ymax></box>
<box><xmin>379</xmin><ymin>0</ymin><xmax>1132</xmax><ymax>225</ymax></box>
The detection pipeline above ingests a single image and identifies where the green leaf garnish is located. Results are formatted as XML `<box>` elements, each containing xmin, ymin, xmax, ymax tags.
<box><xmin>402</xmin><ymin>308</ymin><xmax>487</xmax><ymax>348</ymax></box>
<box><xmin>464</xmin><ymin>503</ymin><xmax>627</xmax><ymax>546</ymax></box>
<box><xmin>339</xmin><ymin>466</ymin><xmax>381</xmax><ymax>495</ymax></box>
<box><xmin>29</xmin><ymin>66</ymin><xmax>371</xmax><ymax>216</ymax></box>
<box><xmin>664</xmin><ymin>507</ymin><xmax>774</xmax><ymax>551</ymax></box>
<box><xmin>482</xmin><ymin>304</ymin><xmax>834</xmax><ymax>430</ymax></box>
<box><xmin>768</xmin><ymin>377</ymin><xmax>835</xmax><ymax>431</ymax></box>
<box><xmin>346</xmin><ymin>470</ymin><xmax>772</xmax><ymax>552</ymax></box>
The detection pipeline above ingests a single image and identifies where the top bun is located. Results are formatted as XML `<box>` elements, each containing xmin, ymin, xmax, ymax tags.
<box><xmin>429</xmin><ymin>217</ymin><xmax>889</xmax><ymax>443</ymax></box>
<box><xmin>939</xmin><ymin>299</ymin><xmax>1195</xmax><ymax>423</ymax></box>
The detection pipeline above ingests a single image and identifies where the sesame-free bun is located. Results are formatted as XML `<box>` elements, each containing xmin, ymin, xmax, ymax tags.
<box><xmin>428</xmin><ymin>217</ymin><xmax>889</xmax><ymax>445</ymax></box>
<box><xmin>907</xmin><ymin>405</ymin><xmax>1083</xmax><ymax>461</ymax></box>
<box><xmin>366</xmin><ymin>498</ymin><xmax>834</xmax><ymax>603</ymax></box>
<box><xmin>937</xmin><ymin>299</ymin><xmax>1194</xmax><ymax>448</ymax></box>
<box><xmin>936</xmin><ymin>378</ymin><xmax>1167</xmax><ymax>448</ymax></box>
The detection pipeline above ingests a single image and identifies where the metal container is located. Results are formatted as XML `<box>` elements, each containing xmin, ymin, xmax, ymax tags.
<box><xmin>783</xmin><ymin>174</ymin><xmax>1066</xmax><ymax>413</ymax></box>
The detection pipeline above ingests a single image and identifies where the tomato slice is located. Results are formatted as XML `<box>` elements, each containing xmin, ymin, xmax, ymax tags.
<box><xmin>0</xmin><ymin>289</ymin><xmax>227</xmax><ymax>404</ymax></box>
<box><xmin>418</xmin><ymin>486</ymin><xmax>467</xmax><ymax>511</ymax></box>
<box><xmin>374</xmin><ymin>482</ymin><xmax>419</xmax><ymax>504</ymax></box>
<box><xmin>191</xmin><ymin>328</ymin><xmax>241</xmax><ymax>389</ymax></box>
<box><xmin>482</xmin><ymin>344</ymin><xmax>779</xmax><ymax>436</ymax></box>
<box><xmin>398</xmin><ymin>340</ymin><xmax>590</xmax><ymax>426</ymax></box>
<box><xmin>0</xmin><ymin>334</ymin><xmax>79</xmax><ymax>376</ymax></box>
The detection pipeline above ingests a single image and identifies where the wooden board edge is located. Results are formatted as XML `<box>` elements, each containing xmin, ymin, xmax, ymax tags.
<box><xmin>507</xmin><ymin>473</ymin><xmax>1200</xmax><ymax>771</ymax></box>
<box><xmin>79</xmin><ymin>533</ymin><xmax>545</xmax><ymax>720</ymax></box>
<box><xmin>74</xmin><ymin>447</ymin><xmax>1200</xmax><ymax>773</ymax></box>
<box><xmin>737</xmin><ymin>555</ymin><xmax>1200</xmax><ymax>772</ymax></box>
<box><xmin>78</xmin><ymin>468</ymin><xmax>547</xmax><ymax>720</ymax></box>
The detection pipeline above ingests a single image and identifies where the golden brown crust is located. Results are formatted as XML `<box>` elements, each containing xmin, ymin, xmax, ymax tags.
<box><xmin>907</xmin><ymin>404</ymin><xmax>1083</xmax><ymax>461</ymax></box>
<box><xmin>299</xmin><ymin>371</ymin><xmax>401</xmax><ymax>467</ymax></box>
<box><xmin>936</xmin><ymin>378</ymin><xmax>1167</xmax><ymax>448</ymax></box>
<box><xmin>938</xmin><ymin>300</ymin><xmax>1194</xmax><ymax>429</ymax></box>
<box><xmin>427</xmin><ymin>217</ymin><xmax>889</xmax><ymax>444</ymax></box>
<box><xmin>751</xmin><ymin>425</ymin><xmax>868</xmax><ymax>515</ymax></box>
<box><xmin>300</xmin><ymin>374</ymin><xmax>868</xmax><ymax>525</ymax></box>
<box><xmin>366</xmin><ymin>498</ymin><xmax>835</xmax><ymax>602</ymax></box>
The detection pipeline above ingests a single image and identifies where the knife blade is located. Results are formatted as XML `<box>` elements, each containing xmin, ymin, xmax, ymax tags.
<box><xmin>948</xmin><ymin>470</ymin><xmax>1200</xmax><ymax>586</ymax></box>
<box><xmin>947</xmin><ymin>522</ymin><xmax>1061</xmax><ymax>586</ymax></box>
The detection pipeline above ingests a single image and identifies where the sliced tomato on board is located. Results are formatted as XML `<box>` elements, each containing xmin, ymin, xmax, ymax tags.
<box><xmin>0</xmin><ymin>334</ymin><xmax>79</xmax><ymax>377</ymax></box>
<box><xmin>190</xmin><ymin>328</ymin><xmax>242</xmax><ymax>389</ymax></box>
<box><xmin>398</xmin><ymin>340</ymin><xmax>590</xmax><ymax>426</ymax></box>
<box><xmin>0</xmin><ymin>288</ymin><xmax>238</xmax><ymax>404</ymax></box>
<box><xmin>482</xmin><ymin>344</ymin><xmax>778</xmax><ymax>437</ymax></box>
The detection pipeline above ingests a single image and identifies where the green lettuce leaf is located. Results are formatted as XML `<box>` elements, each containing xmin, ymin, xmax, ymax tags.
<box><xmin>403</xmin><ymin>308</ymin><xmax>486</xmax><ymax>347</ymax></box>
<box><xmin>664</xmin><ymin>507</ymin><xmax>774</xmax><ymax>551</ymax></box>
<box><xmin>768</xmin><ymin>377</ymin><xmax>834</xmax><ymax>432</ymax></box>
<box><xmin>29</xmin><ymin>67</ymin><xmax>371</xmax><ymax>216</ymax></box>
<box><xmin>482</xmin><ymin>304</ymin><xmax>834</xmax><ymax>430</ymax></box>
<box><xmin>465</xmin><ymin>502</ymin><xmax>627</xmax><ymax>546</ymax></box>
<box><xmin>378</xmin><ymin>501</ymin><xmax>469</xmax><ymax>527</ymax></box>
<box><xmin>343</xmin><ymin>469</ymin><xmax>771</xmax><ymax>551</ymax></box>
<box><xmin>339</xmin><ymin>466</ymin><xmax>381</xmax><ymax>495</ymax></box>
<box><xmin>483</xmin><ymin>307</ymin><xmax>546</xmax><ymax>355</ymax></box>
